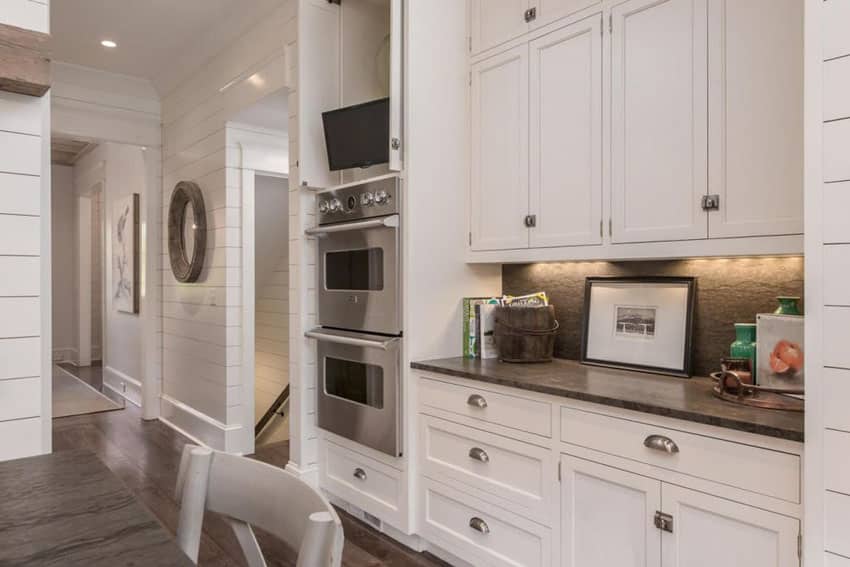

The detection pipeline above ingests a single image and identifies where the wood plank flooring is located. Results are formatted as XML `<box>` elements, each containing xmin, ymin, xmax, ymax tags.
<box><xmin>52</xmin><ymin>404</ymin><xmax>449</xmax><ymax>567</ymax></box>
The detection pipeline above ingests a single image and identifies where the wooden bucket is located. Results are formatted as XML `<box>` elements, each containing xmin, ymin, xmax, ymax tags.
<box><xmin>493</xmin><ymin>306</ymin><xmax>559</xmax><ymax>363</ymax></box>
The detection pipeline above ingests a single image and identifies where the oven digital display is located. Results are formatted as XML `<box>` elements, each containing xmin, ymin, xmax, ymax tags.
<box><xmin>324</xmin><ymin>357</ymin><xmax>384</xmax><ymax>409</ymax></box>
<box><xmin>325</xmin><ymin>248</ymin><xmax>384</xmax><ymax>291</ymax></box>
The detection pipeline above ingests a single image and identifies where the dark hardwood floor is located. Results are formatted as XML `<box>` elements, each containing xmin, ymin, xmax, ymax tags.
<box><xmin>58</xmin><ymin>361</ymin><xmax>104</xmax><ymax>391</ymax></box>
<box><xmin>52</xmin><ymin>404</ymin><xmax>449</xmax><ymax>567</ymax></box>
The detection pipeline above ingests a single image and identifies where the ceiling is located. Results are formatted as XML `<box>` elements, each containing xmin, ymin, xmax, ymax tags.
<box><xmin>52</xmin><ymin>137</ymin><xmax>97</xmax><ymax>166</ymax></box>
<box><xmin>50</xmin><ymin>0</ymin><xmax>279</xmax><ymax>94</ymax></box>
<box><xmin>231</xmin><ymin>90</ymin><xmax>289</xmax><ymax>132</ymax></box>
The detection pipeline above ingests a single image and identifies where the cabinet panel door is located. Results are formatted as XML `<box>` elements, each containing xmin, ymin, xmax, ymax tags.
<box><xmin>470</xmin><ymin>45</ymin><xmax>530</xmax><ymax>251</ymax></box>
<box><xmin>611</xmin><ymin>0</ymin><xmax>708</xmax><ymax>243</ymax></box>
<box><xmin>535</xmin><ymin>0</ymin><xmax>602</xmax><ymax>27</ymax></box>
<box><xmin>661</xmin><ymin>484</ymin><xmax>799</xmax><ymax>567</ymax></box>
<box><xmin>529</xmin><ymin>15</ymin><xmax>603</xmax><ymax>247</ymax></box>
<box><xmin>707</xmin><ymin>0</ymin><xmax>803</xmax><ymax>238</ymax></box>
<box><xmin>470</xmin><ymin>0</ymin><xmax>529</xmax><ymax>54</ymax></box>
<box><xmin>561</xmin><ymin>455</ymin><xmax>662</xmax><ymax>567</ymax></box>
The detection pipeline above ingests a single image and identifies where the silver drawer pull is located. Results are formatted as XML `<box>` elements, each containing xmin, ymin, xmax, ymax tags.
<box><xmin>469</xmin><ymin>517</ymin><xmax>490</xmax><ymax>535</ymax></box>
<box><xmin>467</xmin><ymin>394</ymin><xmax>488</xmax><ymax>409</ymax></box>
<box><xmin>468</xmin><ymin>447</ymin><xmax>490</xmax><ymax>463</ymax></box>
<box><xmin>644</xmin><ymin>435</ymin><xmax>680</xmax><ymax>454</ymax></box>
<box><xmin>353</xmin><ymin>468</ymin><xmax>367</xmax><ymax>481</ymax></box>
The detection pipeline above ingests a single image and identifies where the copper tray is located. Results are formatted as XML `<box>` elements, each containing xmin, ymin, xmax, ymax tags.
<box><xmin>709</xmin><ymin>371</ymin><xmax>804</xmax><ymax>412</ymax></box>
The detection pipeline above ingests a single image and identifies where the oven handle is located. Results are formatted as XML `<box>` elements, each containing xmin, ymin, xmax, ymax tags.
<box><xmin>304</xmin><ymin>214</ymin><xmax>399</xmax><ymax>236</ymax></box>
<box><xmin>305</xmin><ymin>329</ymin><xmax>399</xmax><ymax>351</ymax></box>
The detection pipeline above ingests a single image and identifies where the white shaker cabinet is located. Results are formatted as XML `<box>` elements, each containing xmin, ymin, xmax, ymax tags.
<box><xmin>469</xmin><ymin>45</ymin><xmax>530</xmax><ymax>251</ymax></box>
<box><xmin>660</xmin><ymin>484</ymin><xmax>800</xmax><ymax>567</ymax></box>
<box><xmin>610</xmin><ymin>0</ymin><xmax>708</xmax><ymax>244</ymax></box>
<box><xmin>535</xmin><ymin>0</ymin><xmax>602</xmax><ymax>28</ymax></box>
<box><xmin>706</xmin><ymin>0</ymin><xmax>803</xmax><ymax>238</ymax></box>
<box><xmin>469</xmin><ymin>0</ymin><xmax>530</xmax><ymax>54</ymax></box>
<box><xmin>560</xmin><ymin>455</ymin><xmax>661</xmax><ymax>567</ymax></box>
<box><xmin>529</xmin><ymin>16</ymin><xmax>603</xmax><ymax>248</ymax></box>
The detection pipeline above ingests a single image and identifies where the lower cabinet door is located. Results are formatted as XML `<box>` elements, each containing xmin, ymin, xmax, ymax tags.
<box><xmin>560</xmin><ymin>455</ymin><xmax>662</xmax><ymax>567</ymax></box>
<box><xmin>660</xmin><ymin>484</ymin><xmax>800</xmax><ymax>567</ymax></box>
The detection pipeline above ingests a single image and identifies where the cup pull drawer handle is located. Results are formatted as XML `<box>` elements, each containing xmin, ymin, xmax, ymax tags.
<box><xmin>468</xmin><ymin>447</ymin><xmax>490</xmax><ymax>463</ymax></box>
<box><xmin>353</xmin><ymin>468</ymin><xmax>367</xmax><ymax>481</ymax></box>
<box><xmin>469</xmin><ymin>517</ymin><xmax>490</xmax><ymax>534</ymax></box>
<box><xmin>644</xmin><ymin>435</ymin><xmax>680</xmax><ymax>454</ymax></box>
<box><xmin>467</xmin><ymin>394</ymin><xmax>488</xmax><ymax>409</ymax></box>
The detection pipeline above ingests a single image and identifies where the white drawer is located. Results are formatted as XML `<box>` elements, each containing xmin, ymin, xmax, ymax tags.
<box><xmin>420</xmin><ymin>415</ymin><xmax>553</xmax><ymax>524</ymax></box>
<box><xmin>560</xmin><ymin>407</ymin><xmax>800</xmax><ymax>503</ymax></box>
<box><xmin>419</xmin><ymin>377</ymin><xmax>552</xmax><ymax>438</ymax></box>
<box><xmin>319</xmin><ymin>440</ymin><xmax>403</xmax><ymax>524</ymax></box>
<box><xmin>420</xmin><ymin>478</ymin><xmax>551</xmax><ymax>567</ymax></box>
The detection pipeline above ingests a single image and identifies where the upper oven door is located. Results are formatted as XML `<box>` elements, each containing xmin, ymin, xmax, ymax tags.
<box><xmin>311</xmin><ymin>215</ymin><xmax>401</xmax><ymax>335</ymax></box>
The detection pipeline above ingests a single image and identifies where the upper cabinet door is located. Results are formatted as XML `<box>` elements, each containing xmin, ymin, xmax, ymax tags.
<box><xmin>388</xmin><ymin>0</ymin><xmax>403</xmax><ymax>171</ymax></box>
<box><xmin>660</xmin><ymin>484</ymin><xmax>799</xmax><ymax>567</ymax></box>
<box><xmin>610</xmin><ymin>0</ymin><xmax>708</xmax><ymax>244</ymax></box>
<box><xmin>470</xmin><ymin>45</ymin><xmax>530</xmax><ymax>251</ymax></box>
<box><xmin>706</xmin><ymin>0</ymin><xmax>803</xmax><ymax>238</ymax></box>
<box><xmin>470</xmin><ymin>0</ymin><xmax>530</xmax><ymax>55</ymax></box>
<box><xmin>534</xmin><ymin>0</ymin><xmax>602</xmax><ymax>28</ymax></box>
<box><xmin>529</xmin><ymin>15</ymin><xmax>603</xmax><ymax>248</ymax></box>
<box><xmin>561</xmin><ymin>455</ymin><xmax>662</xmax><ymax>567</ymax></box>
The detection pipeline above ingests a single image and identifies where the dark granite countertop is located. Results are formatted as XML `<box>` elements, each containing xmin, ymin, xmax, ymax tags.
<box><xmin>411</xmin><ymin>358</ymin><xmax>804</xmax><ymax>442</ymax></box>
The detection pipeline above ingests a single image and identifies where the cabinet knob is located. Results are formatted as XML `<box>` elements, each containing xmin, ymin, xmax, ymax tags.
<box><xmin>644</xmin><ymin>434</ymin><xmax>680</xmax><ymax>454</ymax></box>
<box><xmin>353</xmin><ymin>468</ymin><xmax>367</xmax><ymax>481</ymax></box>
<box><xmin>468</xmin><ymin>447</ymin><xmax>490</xmax><ymax>463</ymax></box>
<box><xmin>469</xmin><ymin>516</ymin><xmax>490</xmax><ymax>534</ymax></box>
<box><xmin>523</xmin><ymin>7</ymin><xmax>537</xmax><ymax>22</ymax></box>
<box><xmin>524</xmin><ymin>214</ymin><xmax>537</xmax><ymax>228</ymax></box>
<box><xmin>467</xmin><ymin>394</ymin><xmax>488</xmax><ymax>409</ymax></box>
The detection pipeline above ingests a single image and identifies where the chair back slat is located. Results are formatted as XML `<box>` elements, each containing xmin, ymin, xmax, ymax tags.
<box><xmin>175</xmin><ymin>445</ymin><xmax>343</xmax><ymax>566</ymax></box>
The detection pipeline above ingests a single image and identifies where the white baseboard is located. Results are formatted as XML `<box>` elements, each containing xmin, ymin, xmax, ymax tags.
<box><xmin>159</xmin><ymin>394</ymin><xmax>248</xmax><ymax>453</ymax></box>
<box><xmin>285</xmin><ymin>462</ymin><xmax>319</xmax><ymax>486</ymax></box>
<box><xmin>52</xmin><ymin>347</ymin><xmax>78</xmax><ymax>364</ymax></box>
<box><xmin>103</xmin><ymin>366</ymin><xmax>142</xmax><ymax>407</ymax></box>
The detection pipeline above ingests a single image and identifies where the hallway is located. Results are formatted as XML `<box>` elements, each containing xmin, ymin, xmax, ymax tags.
<box><xmin>52</xmin><ymin>404</ymin><xmax>447</xmax><ymax>567</ymax></box>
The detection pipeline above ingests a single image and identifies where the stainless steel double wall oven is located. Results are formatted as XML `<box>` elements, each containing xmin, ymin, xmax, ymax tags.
<box><xmin>306</xmin><ymin>176</ymin><xmax>402</xmax><ymax>457</ymax></box>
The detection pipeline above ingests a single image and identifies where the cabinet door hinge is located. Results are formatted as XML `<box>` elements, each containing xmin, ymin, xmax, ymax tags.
<box><xmin>468</xmin><ymin>72</ymin><xmax>472</xmax><ymax>86</ymax></box>
<box><xmin>609</xmin><ymin>14</ymin><xmax>613</xmax><ymax>34</ymax></box>
<box><xmin>797</xmin><ymin>532</ymin><xmax>802</xmax><ymax>560</ymax></box>
<box><xmin>468</xmin><ymin>36</ymin><xmax>472</xmax><ymax>53</ymax></box>
<box><xmin>558</xmin><ymin>461</ymin><xmax>562</xmax><ymax>482</ymax></box>
<box><xmin>654</xmin><ymin>511</ymin><xmax>674</xmax><ymax>533</ymax></box>
<box><xmin>608</xmin><ymin>218</ymin><xmax>613</xmax><ymax>236</ymax></box>
<box><xmin>599</xmin><ymin>219</ymin><xmax>603</xmax><ymax>237</ymax></box>
<box><xmin>468</xmin><ymin>232</ymin><xmax>472</xmax><ymax>246</ymax></box>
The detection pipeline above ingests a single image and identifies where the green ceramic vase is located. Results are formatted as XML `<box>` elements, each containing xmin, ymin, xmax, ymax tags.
<box><xmin>730</xmin><ymin>323</ymin><xmax>757</xmax><ymax>380</ymax></box>
<box><xmin>774</xmin><ymin>296</ymin><xmax>801</xmax><ymax>316</ymax></box>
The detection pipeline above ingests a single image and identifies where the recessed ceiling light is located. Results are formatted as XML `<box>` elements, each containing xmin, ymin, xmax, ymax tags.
<box><xmin>100</xmin><ymin>39</ymin><xmax>117</xmax><ymax>48</ymax></box>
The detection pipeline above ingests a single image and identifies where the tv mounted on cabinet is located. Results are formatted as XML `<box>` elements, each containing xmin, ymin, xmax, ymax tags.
<box><xmin>322</xmin><ymin>97</ymin><xmax>390</xmax><ymax>171</ymax></box>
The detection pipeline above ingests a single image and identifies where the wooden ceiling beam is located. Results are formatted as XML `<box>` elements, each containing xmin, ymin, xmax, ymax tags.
<box><xmin>0</xmin><ymin>23</ymin><xmax>50</xmax><ymax>98</ymax></box>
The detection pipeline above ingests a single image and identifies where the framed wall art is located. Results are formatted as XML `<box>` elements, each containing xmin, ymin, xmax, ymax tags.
<box><xmin>581</xmin><ymin>276</ymin><xmax>696</xmax><ymax>377</ymax></box>
<box><xmin>112</xmin><ymin>193</ymin><xmax>140</xmax><ymax>314</ymax></box>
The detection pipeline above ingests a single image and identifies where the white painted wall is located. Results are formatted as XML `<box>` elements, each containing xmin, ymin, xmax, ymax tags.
<box><xmin>0</xmin><ymin>0</ymin><xmax>51</xmax><ymax>461</ymax></box>
<box><xmin>51</xmin><ymin>165</ymin><xmax>77</xmax><ymax>363</ymax></box>
<box><xmin>74</xmin><ymin>144</ymin><xmax>152</xmax><ymax>405</ymax></box>
<box><xmin>158</xmin><ymin>1</ymin><xmax>295</xmax><ymax>453</ymax></box>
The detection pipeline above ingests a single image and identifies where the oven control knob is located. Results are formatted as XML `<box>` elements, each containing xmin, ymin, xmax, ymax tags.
<box><xmin>360</xmin><ymin>192</ymin><xmax>374</xmax><ymax>206</ymax></box>
<box><xmin>318</xmin><ymin>200</ymin><xmax>329</xmax><ymax>214</ymax></box>
<box><xmin>328</xmin><ymin>198</ymin><xmax>342</xmax><ymax>212</ymax></box>
<box><xmin>375</xmin><ymin>190</ymin><xmax>390</xmax><ymax>205</ymax></box>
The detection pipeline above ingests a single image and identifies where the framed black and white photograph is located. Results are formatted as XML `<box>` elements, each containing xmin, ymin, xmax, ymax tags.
<box><xmin>581</xmin><ymin>277</ymin><xmax>696</xmax><ymax>377</ymax></box>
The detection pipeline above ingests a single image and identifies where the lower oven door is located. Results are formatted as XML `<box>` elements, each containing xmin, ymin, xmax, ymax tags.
<box><xmin>306</xmin><ymin>328</ymin><xmax>402</xmax><ymax>457</ymax></box>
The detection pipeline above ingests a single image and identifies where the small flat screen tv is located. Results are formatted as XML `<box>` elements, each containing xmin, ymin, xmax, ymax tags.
<box><xmin>322</xmin><ymin>97</ymin><xmax>390</xmax><ymax>171</ymax></box>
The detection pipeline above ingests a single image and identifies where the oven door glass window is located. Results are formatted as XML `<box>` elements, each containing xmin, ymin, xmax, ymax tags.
<box><xmin>325</xmin><ymin>248</ymin><xmax>384</xmax><ymax>291</ymax></box>
<box><xmin>324</xmin><ymin>357</ymin><xmax>384</xmax><ymax>409</ymax></box>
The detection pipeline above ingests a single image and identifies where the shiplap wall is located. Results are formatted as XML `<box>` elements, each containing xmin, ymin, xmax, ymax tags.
<box><xmin>0</xmin><ymin>0</ymin><xmax>50</xmax><ymax>461</ymax></box>
<box><xmin>813</xmin><ymin>1</ymin><xmax>850</xmax><ymax>564</ymax></box>
<box><xmin>159</xmin><ymin>1</ymin><xmax>295</xmax><ymax>453</ymax></box>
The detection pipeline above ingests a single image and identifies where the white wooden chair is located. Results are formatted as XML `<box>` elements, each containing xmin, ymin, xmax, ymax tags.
<box><xmin>174</xmin><ymin>445</ymin><xmax>344</xmax><ymax>567</ymax></box>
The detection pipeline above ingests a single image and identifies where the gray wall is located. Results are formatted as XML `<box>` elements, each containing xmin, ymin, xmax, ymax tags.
<box><xmin>502</xmin><ymin>257</ymin><xmax>804</xmax><ymax>377</ymax></box>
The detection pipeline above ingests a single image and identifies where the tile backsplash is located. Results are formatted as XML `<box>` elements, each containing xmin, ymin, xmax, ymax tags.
<box><xmin>502</xmin><ymin>257</ymin><xmax>804</xmax><ymax>377</ymax></box>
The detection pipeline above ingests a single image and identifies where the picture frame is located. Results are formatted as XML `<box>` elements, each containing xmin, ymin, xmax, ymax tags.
<box><xmin>756</xmin><ymin>314</ymin><xmax>804</xmax><ymax>392</ymax></box>
<box><xmin>112</xmin><ymin>193</ymin><xmax>140</xmax><ymax>314</ymax></box>
<box><xmin>580</xmin><ymin>276</ymin><xmax>696</xmax><ymax>377</ymax></box>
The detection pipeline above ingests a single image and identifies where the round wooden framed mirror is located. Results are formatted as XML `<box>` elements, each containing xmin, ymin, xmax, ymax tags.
<box><xmin>168</xmin><ymin>181</ymin><xmax>206</xmax><ymax>283</ymax></box>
